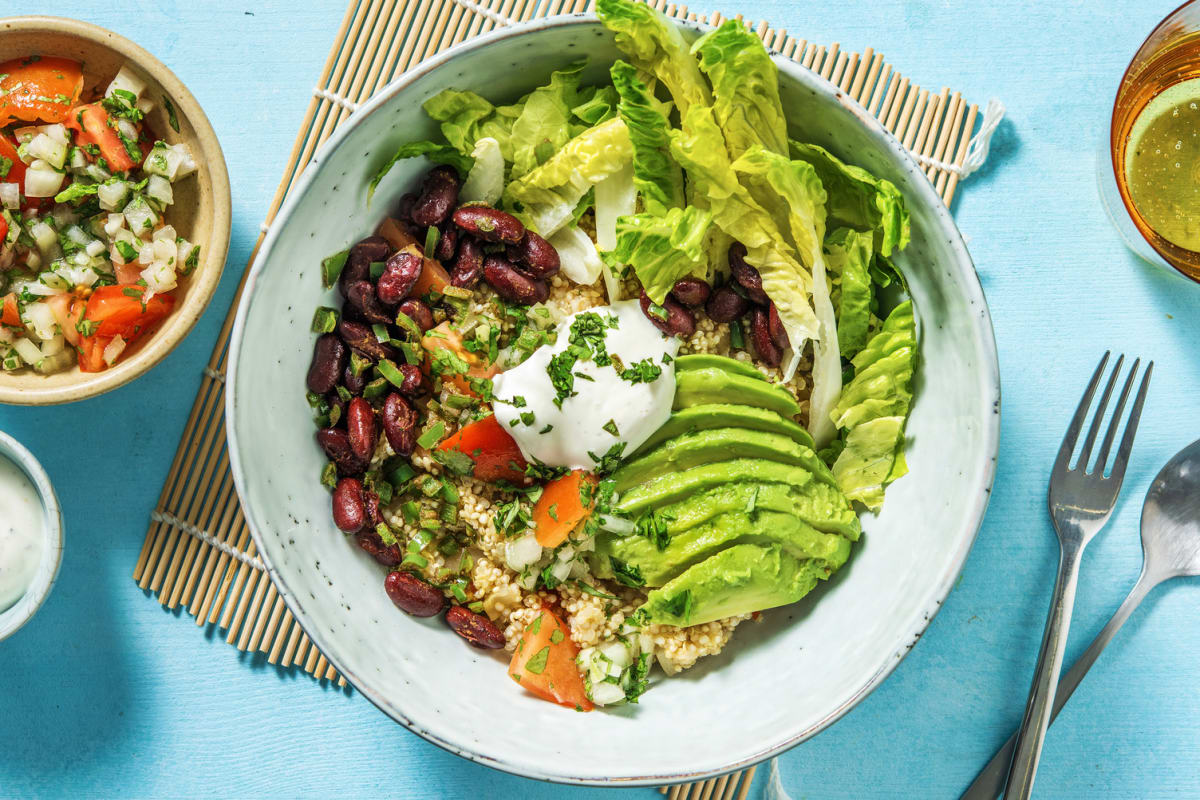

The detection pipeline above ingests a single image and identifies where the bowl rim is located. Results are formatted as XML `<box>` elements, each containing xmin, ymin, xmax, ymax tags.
<box><xmin>0</xmin><ymin>15</ymin><xmax>232</xmax><ymax>406</ymax></box>
<box><xmin>0</xmin><ymin>429</ymin><xmax>64</xmax><ymax>642</ymax></box>
<box><xmin>227</xmin><ymin>13</ymin><xmax>1000</xmax><ymax>786</ymax></box>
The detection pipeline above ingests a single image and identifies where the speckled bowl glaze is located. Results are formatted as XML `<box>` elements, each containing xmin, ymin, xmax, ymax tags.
<box><xmin>0</xmin><ymin>430</ymin><xmax>63</xmax><ymax>642</ymax></box>
<box><xmin>0</xmin><ymin>17</ymin><xmax>231</xmax><ymax>405</ymax></box>
<box><xmin>227</xmin><ymin>16</ymin><xmax>1000</xmax><ymax>786</ymax></box>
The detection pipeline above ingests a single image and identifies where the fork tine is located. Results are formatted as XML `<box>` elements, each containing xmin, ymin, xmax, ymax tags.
<box><xmin>1108</xmin><ymin>361</ymin><xmax>1153</xmax><ymax>484</ymax></box>
<box><xmin>1094</xmin><ymin>357</ymin><xmax>1140</xmax><ymax>472</ymax></box>
<box><xmin>1077</xmin><ymin>353</ymin><xmax>1124</xmax><ymax>471</ymax></box>
<box><xmin>1054</xmin><ymin>351</ymin><xmax>1110</xmax><ymax>473</ymax></box>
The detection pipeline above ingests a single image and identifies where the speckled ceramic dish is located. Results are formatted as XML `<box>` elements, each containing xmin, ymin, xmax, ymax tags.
<box><xmin>226</xmin><ymin>16</ymin><xmax>1000</xmax><ymax>786</ymax></box>
<box><xmin>0</xmin><ymin>430</ymin><xmax>63</xmax><ymax>642</ymax></box>
<box><xmin>0</xmin><ymin>16</ymin><xmax>231</xmax><ymax>405</ymax></box>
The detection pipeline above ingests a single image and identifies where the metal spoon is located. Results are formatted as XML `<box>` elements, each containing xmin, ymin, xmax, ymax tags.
<box><xmin>962</xmin><ymin>437</ymin><xmax>1200</xmax><ymax>800</ymax></box>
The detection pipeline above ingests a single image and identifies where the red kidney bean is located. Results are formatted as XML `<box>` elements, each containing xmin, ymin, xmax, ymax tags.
<box><xmin>728</xmin><ymin>242</ymin><xmax>770</xmax><ymax>305</ymax></box>
<box><xmin>356</xmin><ymin>530</ymin><xmax>402</xmax><ymax>566</ymax></box>
<box><xmin>510</xmin><ymin>230</ymin><xmax>560</xmax><ymax>278</ymax></box>
<box><xmin>346</xmin><ymin>397</ymin><xmax>377</xmax><ymax>461</ymax></box>
<box><xmin>452</xmin><ymin>204</ymin><xmax>525</xmax><ymax>244</ymax></box>
<box><xmin>337</xmin><ymin>320</ymin><xmax>397</xmax><ymax>362</ymax></box>
<box><xmin>396</xmin><ymin>298</ymin><xmax>433</xmax><ymax>333</ymax></box>
<box><xmin>749</xmin><ymin>307</ymin><xmax>781</xmax><ymax>367</ymax></box>
<box><xmin>345</xmin><ymin>280</ymin><xmax>393</xmax><ymax>325</ymax></box>
<box><xmin>483</xmin><ymin>256</ymin><xmax>549</xmax><ymax>304</ymax></box>
<box><xmin>316</xmin><ymin>428</ymin><xmax>367</xmax><ymax>477</ymax></box>
<box><xmin>364</xmin><ymin>490</ymin><xmax>383</xmax><ymax>528</ymax></box>
<box><xmin>306</xmin><ymin>333</ymin><xmax>347</xmax><ymax>394</ymax></box>
<box><xmin>332</xmin><ymin>477</ymin><xmax>367</xmax><ymax>533</ymax></box>
<box><xmin>376</xmin><ymin>250</ymin><xmax>422</xmax><ymax>306</ymax></box>
<box><xmin>450</xmin><ymin>236</ymin><xmax>484</xmax><ymax>289</ymax></box>
<box><xmin>434</xmin><ymin>223</ymin><xmax>458</xmax><ymax>262</ymax></box>
<box><xmin>342</xmin><ymin>364</ymin><xmax>366</xmax><ymax>395</ymax></box>
<box><xmin>382</xmin><ymin>392</ymin><xmax>418</xmax><ymax>456</ymax></box>
<box><xmin>411</xmin><ymin>166</ymin><xmax>461</xmax><ymax>227</ymax></box>
<box><xmin>339</xmin><ymin>236</ymin><xmax>391</xmax><ymax>298</ymax></box>
<box><xmin>397</xmin><ymin>363</ymin><xmax>429</xmax><ymax>398</ymax></box>
<box><xmin>670</xmin><ymin>277</ymin><xmax>711</xmax><ymax>307</ymax></box>
<box><xmin>385</xmin><ymin>571</ymin><xmax>446</xmax><ymax>617</ymax></box>
<box><xmin>445</xmin><ymin>605</ymin><xmax>506</xmax><ymax>649</ymax></box>
<box><xmin>396</xmin><ymin>193</ymin><xmax>417</xmax><ymax>222</ymax></box>
<box><xmin>704</xmin><ymin>285</ymin><xmax>752</xmax><ymax>324</ymax></box>
<box><xmin>768</xmin><ymin>303</ymin><xmax>789</xmax><ymax>350</ymax></box>
<box><xmin>639</xmin><ymin>290</ymin><xmax>696</xmax><ymax>337</ymax></box>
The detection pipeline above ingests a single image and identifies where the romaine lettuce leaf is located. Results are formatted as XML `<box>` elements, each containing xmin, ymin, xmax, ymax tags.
<box><xmin>611</xmin><ymin>60</ymin><xmax>684</xmax><ymax>216</ymax></box>
<box><xmin>830</xmin><ymin>300</ymin><xmax>916</xmax><ymax>509</ymax></box>
<box><xmin>596</xmin><ymin>0</ymin><xmax>712</xmax><ymax>117</ymax></box>
<box><xmin>549</xmin><ymin>224</ymin><xmax>606</xmax><ymax>285</ymax></box>
<box><xmin>789</xmin><ymin>141</ymin><xmax>910</xmax><ymax>257</ymax></box>
<box><xmin>367</xmin><ymin>141</ymin><xmax>474</xmax><ymax>203</ymax></box>
<box><xmin>610</xmin><ymin>206</ymin><xmax>712</xmax><ymax>304</ymax></box>
<box><xmin>509</xmin><ymin>61</ymin><xmax>586</xmax><ymax>178</ymax></box>
<box><xmin>502</xmin><ymin>117</ymin><xmax>633</xmax><ymax>237</ymax></box>
<box><xmin>572</xmin><ymin>85</ymin><xmax>620</xmax><ymax>126</ymax></box>
<box><xmin>824</xmin><ymin>227</ymin><xmax>874</xmax><ymax>358</ymax></box>
<box><xmin>459</xmin><ymin>136</ymin><xmax>504</xmax><ymax>206</ymax></box>
<box><xmin>422</xmin><ymin>89</ymin><xmax>521</xmax><ymax>161</ymax></box>
<box><xmin>692</xmin><ymin>20</ymin><xmax>788</xmax><ymax>159</ymax></box>
<box><xmin>670</xmin><ymin>106</ymin><xmax>819</xmax><ymax>358</ymax></box>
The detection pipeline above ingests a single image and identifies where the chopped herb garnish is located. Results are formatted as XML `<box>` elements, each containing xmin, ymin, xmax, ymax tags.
<box><xmin>538</xmin><ymin>424</ymin><xmax>553</xmax><ymax>434</ymax></box>
<box><xmin>432</xmin><ymin>447</ymin><xmax>475</xmax><ymax>476</ymax></box>
<box><xmin>163</xmin><ymin>95</ymin><xmax>180</xmax><ymax>132</ymax></box>
<box><xmin>573</xmin><ymin>580</ymin><xmax>618</xmax><ymax>600</ymax></box>
<box><xmin>609</xmin><ymin>557</ymin><xmax>645</xmax><ymax>588</ymax></box>
<box><xmin>619</xmin><ymin>357</ymin><xmax>662</xmax><ymax>384</ymax></box>
<box><xmin>602</xmin><ymin>419</ymin><xmax>619</xmax><ymax>437</ymax></box>
<box><xmin>635</xmin><ymin>509</ymin><xmax>673</xmax><ymax>551</ymax></box>
<box><xmin>729</xmin><ymin>318</ymin><xmax>746</xmax><ymax>349</ymax></box>
<box><xmin>586</xmin><ymin>441</ymin><xmax>627</xmax><ymax>475</ymax></box>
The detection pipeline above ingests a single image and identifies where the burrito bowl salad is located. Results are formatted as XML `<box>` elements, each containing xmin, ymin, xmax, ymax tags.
<box><xmin>305</xmin><ymin>0</ymin><xmax>917</xmax><ymax>711</ymax></box>
<box><xmin>0</xmin><ymin>55</ymin><xmax>199</xmax><ymax>374</ymax></box>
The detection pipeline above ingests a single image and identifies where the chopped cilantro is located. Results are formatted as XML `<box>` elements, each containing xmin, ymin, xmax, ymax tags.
<box><xmin>635</xmin><ymin>509</ymin><xmax>673</xmax><ymax>551</ymax></box>
<box><xmin>586</xmin><ymin>441</ymin><xmax>627</xmax><ymax>475</ymax></box>
<box><xmin>610</xmin><ymin>557</ymin><xmax>645</xmax><ymax>588</ymax></box>
<box><xmin>163</xmin><ymin>95</ymin><xmax>180</xmax><ymax>132</ymax></box>
<box><xmin>602</xmin><ymin>419</ymin><xmax>619</xmax><ymax>437</ymax></box>
<box><xmin>619</xmin><ymin>358</ymin><xmax>662</xmax><ymax>384</ymax></box>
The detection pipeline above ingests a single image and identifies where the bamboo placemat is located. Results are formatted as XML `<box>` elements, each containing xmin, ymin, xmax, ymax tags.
<box><xmin>132</xmin><ymin>0</ymin><xmax>999</xmax><ymax>789</ymax></box>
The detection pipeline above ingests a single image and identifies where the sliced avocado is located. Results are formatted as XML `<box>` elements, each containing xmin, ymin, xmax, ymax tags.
<box><xmin>673</xmin><ymin>354</ymin><xmax>766</xmax><ymax>382</ymax></box>
<box><xmin>594</xmin><ymin>510</ymin><xmax>852</xmax><ymax>586</ymax></box>
<box><xmin>639</xmin><ymin>544</ymin><xmax>834</xmax><ymax>626</ymax></box>
<box><xmin>674</xmin><ymin>368</ymin><xmax>801</xmax><ymax>419</ymax></box>
<box><xmin>612</xmin><ymin>427</ymin><xmax>823</xmax><ymax>492</ymax></box>
<box><xmin>616</xmin><ymin>459</ymin><xmax>839</xmax><ymax>517</ymax></box>
<box><xmin>651</xmin><ymin>481</ymin><xmax>860</xmax><ymax>540</ymax></box>
<box><xmin>631</xmin><ymin>403</ymin><xmax>815</xmax><ymax>457</ymax></box>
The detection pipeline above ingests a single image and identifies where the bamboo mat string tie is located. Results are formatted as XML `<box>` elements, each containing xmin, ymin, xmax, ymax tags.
<box><xmin>451</xmin><ymin>0</ymin><xmax>515</xmax><ymax>27</ymax></box>
<box><xmin>149</xmin><ymin>511</ymin><xmax>266</xmax><ymax>572</ymax></box>
<box><xmin>203</xmin><ymin>366</ymin><xmax>225</xmax><ymax>383</ymax></box>
<box><xmin>313</xmin><ymin>86</ymin><xmax>361</xmax><ymax>113</ymax></box>
<box><xmin>910</xmin><ymin>98</ymin><xmax>1005</xmax><ymax>177</ymax></box>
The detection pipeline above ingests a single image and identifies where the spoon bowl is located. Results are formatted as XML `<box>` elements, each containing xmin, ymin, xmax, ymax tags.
<box><xmin>1140</xmin><ymin>438</ymin><xmax>1200</xmax><ymax>581</ymax></box>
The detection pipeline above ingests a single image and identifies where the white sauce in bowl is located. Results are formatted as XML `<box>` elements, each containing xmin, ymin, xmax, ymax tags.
<box><xmin>493</xmin><ymin>300</ymin><xmax>678</xmax><ymax>470</ymax></box>
<box><xmin>0</xmin><ymin>454</ymin><xmax>45</xmax><ymax>613</ymax></box>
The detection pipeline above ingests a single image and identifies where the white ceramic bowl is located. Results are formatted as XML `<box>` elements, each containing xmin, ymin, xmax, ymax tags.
<box><xmin>0</xmin><ymin>431</ymin><xmax>63</xmax><ymax>642</ymax></box>
<box><xmin>227</xmin><ymin>16</ymin><xmax>1000</xmax><ymax>786</ymax></box>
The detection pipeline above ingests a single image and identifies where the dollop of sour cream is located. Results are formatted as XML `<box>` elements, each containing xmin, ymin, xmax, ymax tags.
<box><xmin>0</xmin><ymin>455</ymin><xmax>45</xmax><ymax>613</ymax></box>
<box><xmin>493</xmin><ymin>300</ymin><xmax>678</xmax><ymax>470</ymax></box>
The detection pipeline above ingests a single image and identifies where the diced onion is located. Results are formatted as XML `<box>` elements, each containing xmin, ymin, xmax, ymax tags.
<box><xmin>27</xmin><ymin>134</ymin><xmax>67</xmax><ymax>170</ymax></box>
<box><xmin>549</xmin><ymin>559</ymin><xmax>572</xmax><ymax>584</ymax></box>
<box><xmin>97</xmin><ymin>180</ymin><xmax>130</xmax><ymax>212</ymax></box>
<box><xmin>29</xmin><ymin>220</ymin><xmax>58</xmax><ymax>255</ymax></box>
<box><xmin>23</xmin><ymin>302</ymin><xmax>57</xmax><ymax>340</ymax></box>
<box><xmin>589</xmin><ymin>680</ymin><xmax>626</xmax><ymax>707</ymax></box>
<box><xmin>147</xmin><ymin>174</ymin><xmax>173</xmax><ymax>206</ymax></box>
<box><xmin>122</xmin><ymin>195</ymin><xmax>158</xmax><ymax>233</ymax></box>
<box><xmin>116</xmin><ymin>118</ymin><xmax>140</xmax><ymax>143</ymax></box>
<box><xmin>41</xmin><ymin>124</ymin><xmax>69</xmax><ymax>145</ymax></box>
<box><xmin>12</xmin><ymin>338</ymin><xmax>43</xmax><ymax>366</ymax></box>
<box><xmin>84</xmin><ymin>163</ymin><xmax>110</xmax><ymax>183</ymax></box>
<box><xmin>170</xmin><ymin>143</ymin><xmax>196</xmax><ymax>180</ymax></box>
<box><xmin>39</xmin><ymin>334</ymin><xmax>64</xmax><ymax>358</ymax></box>
<box><xmin>152</xmin><ymin>224</ymin><xmax>177</xmax><ymax>242</ymax></box>
<box><xmin>140</xmin><ymin>260</ymin><xmax>176</xmax><ymax>296</ymax></box>
<box><xmin>103</xmin><ymin>214</ymin><xmax>125</xmax><ymax>238</ymax></box>
<box><xmin>24</xmin><ymin>167</ymin><xmax>65</xmax><ymax>198</ymax></box>
<box><xmin>102</xmin><ymin>336</ymin><xmax>127</xmax><ymax>366</ymax></box>
<box><xmin>0</xmin><ymin>183</ymin><xmax>18</xmax><ymax>210</ymax></box>
<box><xmin>504</xmin><ymin>533</ymin><xmax>543</xmax><ymax>570</ymax></box>
<box><xmin>106</xmin><ymin>66</ymin><xmax>147</xmax><ymax>101</ymax></box>
<box><xmin>85</xmin><ymin>239</ymin><xmax>106</xmax><ymax>258</ymax></box>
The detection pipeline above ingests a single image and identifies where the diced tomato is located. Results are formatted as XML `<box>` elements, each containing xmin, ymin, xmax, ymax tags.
<box><xmin>76</xmin><ymin>334</ymin><xmax>110</xmax><ymax>373</ymax></box>
<box><xmin>533</xmin><ymin>470</ymin><xmax>598</xmax><ymax>549</ymax></box>
<box><xmin>65</xmin><ymin>103</ymin><xmax>143</xmax><ymax>173</ymax></box>
<box><xmin>0</xmin><ymin>136</ymin><xmax>25</xmax><ymax>190</ymax></box>
<box><xmin>420</xmin><ymin>320</ymin><xmax>500</xmax><ymax>397</ymax></box>
<box><xmin>0</xmin><ymin>56</ymin><xmax>83</xmax><ymax>124</ymax></box>
<box><xmin>0</xmin><ymin>215</ymin><xmax>7</xmax><ymax>246</ymax></box>
<box><xmin>44</xmin><ymin>292</ymin><xmax>87</xmax><ymax>347</ymax></box>
<box><xmin>115</xmin><ymin>260</ymin><xmax>143</xmax><ymax>285</ymax></box>
<box><xmin>436</xmin><ymin>414</ymin><xmax>529</xmax><ymax>485</ymax></box>
<box><xmin>78</xmin><ymin>284</ymin><xmax>173</xmax><ymax>343</ymax></box>
<box><xmin>1</xmin><ymin>293</ymin><xmax>19</xmax><ymax>328</ymax></box>
<box><xmin>509</xmin><ymin>606</ymin><xmax>592</xmax><ymax>711</ymax></box>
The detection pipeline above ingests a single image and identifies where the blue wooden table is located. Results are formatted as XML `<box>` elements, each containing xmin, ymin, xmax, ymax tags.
<box><xmin>2</xmin><ymin>1</ymin><xmax>1199</xmax><ymax>797</ymax></box>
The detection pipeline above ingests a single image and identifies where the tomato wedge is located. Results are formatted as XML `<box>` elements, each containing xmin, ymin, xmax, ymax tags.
<box><xmin>509</xmin><ymin>606</ymin><xmax>592</xmax><ymax>711</ymax></box>
<box><xmin>1</xmin><ymin>293</ymin><xmax>20</xmax><ymax>328</ymax></box>
<box><xmin>436</xmin><ymin>414</ymin><xmax>529</xmax><ymax>484</ymax></box>
<box><xmin>79</xmin><ymin>285</ymin><xmax>174</xmax><ymax>341</ymax></box>
<box><xmin>420</xmin><ymin>320</ymin><xmax>499</xmax><ymax>397</ymax></box>
<box><xmin>0</xmin><ymin>136</ymin><xmax>25</xmax><ymax>188</ymax></box>
<box><xmin>0</xmin><ymin>56</ymin><xmax>83</xmax><ymax>124</ymax></box>
<box><xmin>65</xmin><ymin>103</ymin><xmax>142</xmax><ymax>173</ymax></box>
<box><xmin>533</xmin><ymin>470</ymin><xmax>597</xmax><ymax>548</ymax></box>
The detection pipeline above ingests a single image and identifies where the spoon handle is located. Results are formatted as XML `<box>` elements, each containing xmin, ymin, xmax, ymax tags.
<box><xmin>960</xmin><ymin>567</ymin><xmax>1159</xmax><ymax>800</ymax></box>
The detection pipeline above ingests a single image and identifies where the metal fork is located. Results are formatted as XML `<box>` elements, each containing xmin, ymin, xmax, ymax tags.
<box><xmin>1002</xmin><ymin>352</ymin><xmax>1153</xmax><ymax>800</ymax></box>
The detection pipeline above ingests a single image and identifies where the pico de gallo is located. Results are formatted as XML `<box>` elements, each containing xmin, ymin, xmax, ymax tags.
<box><xmin>0</xmin><ymin>55</ymin><xmax>199</xmax><ymax>374</ymax></box>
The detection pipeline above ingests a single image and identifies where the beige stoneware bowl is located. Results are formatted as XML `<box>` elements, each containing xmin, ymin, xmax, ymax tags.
<box><xmin>0</xmin><ymin>16</ymin><xmax>231</xmax><ymax>405</ymax></box>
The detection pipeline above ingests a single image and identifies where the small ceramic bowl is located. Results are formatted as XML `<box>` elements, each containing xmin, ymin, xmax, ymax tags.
<box><xmin>0</xmin><ymin>16</ymin><xmax>231</xmax><ymax>405</ymax></box>
<box><xmin>227</xmin><ymin>15</ymin><xmax>1000</xmax><ymax>787</ymax></box>
<box><xmin>0</xmin><ymin>430</ymin><xmax>63</xmax><ymax>641</ymax></box>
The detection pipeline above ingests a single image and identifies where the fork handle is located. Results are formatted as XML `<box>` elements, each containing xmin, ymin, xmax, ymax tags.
<box><xmin>960</xmin><ymin>567</ymin><xmax>1160</xmax><ymax>800</ymax></box>
<box><xmin>1002</xmin><ymin>542</ymin><xmax>1083</xmax><ymax>800</ymax></box>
